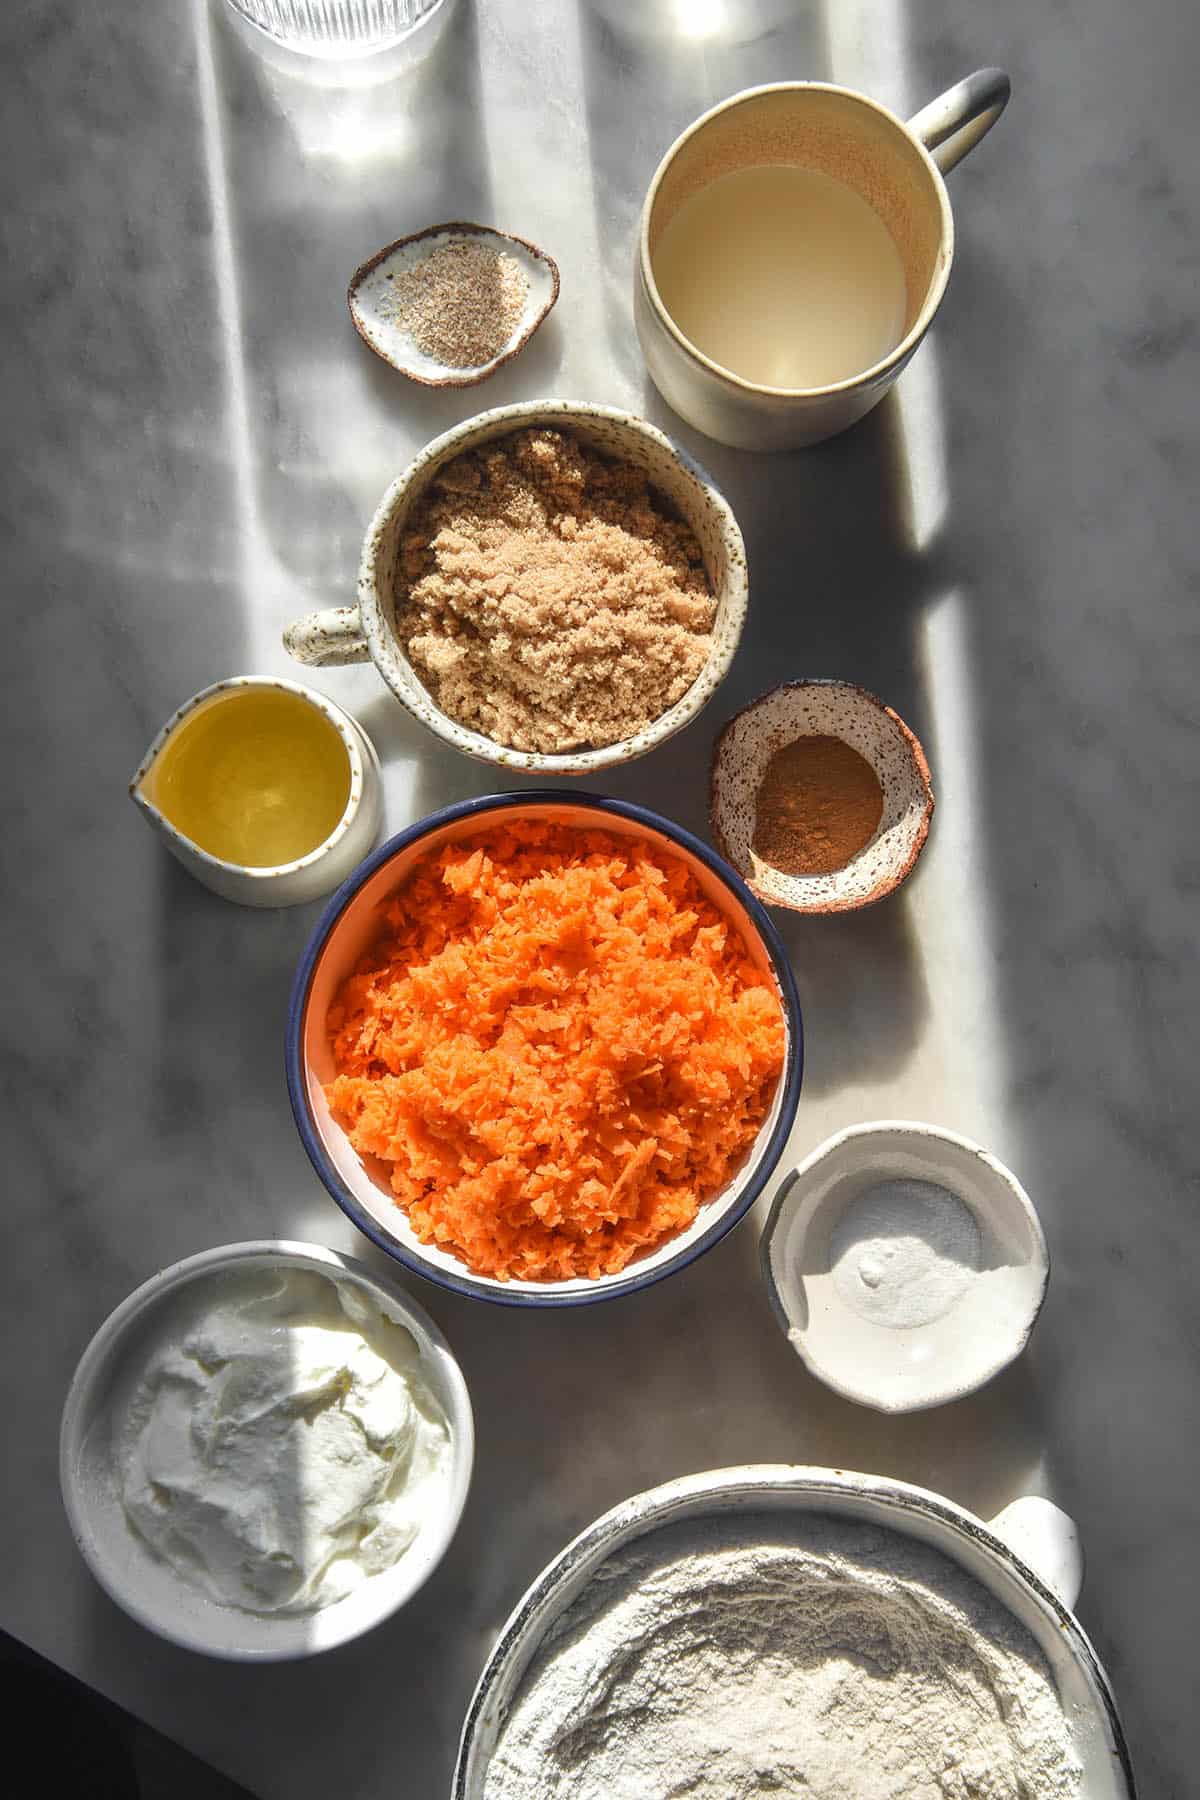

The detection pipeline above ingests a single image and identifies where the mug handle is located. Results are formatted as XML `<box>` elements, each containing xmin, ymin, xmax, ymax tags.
<box><xmin>986</xmin><ymin>1495</ymin><xmax>1084</xmax><ymax>1612</ymax></box>
<box><xmin>907</xmin><ymin>67</ymin><xmax>1011</xmax><ymax>175</ymax></box>
<box><xmin>282</xmin><ymin>607</ymin><xmax>372</xmax><ymax>668</ymax></box>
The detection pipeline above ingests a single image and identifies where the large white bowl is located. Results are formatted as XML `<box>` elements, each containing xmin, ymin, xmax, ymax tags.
<box><xmin>59</xmin><ymin>1240</ymin><xmax>474</xmax><ymax>1660</ymax></box>
<box><xmin>453</xmin><ymin>1467</ymin><xmax>1135</xmax><ymax>1799</ymax></box>
<box><xmin>287</xmin><ymin>793</ymin><xmax>803</xmax><ymax>1307</ymax></box>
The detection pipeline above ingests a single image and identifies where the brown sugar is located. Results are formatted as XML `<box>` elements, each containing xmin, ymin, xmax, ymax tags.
<box><xmin>753</xmin><ymin>734</ymin><xmax>884</xmax><ymax>875</ymax></box>
<box><xmin>395</xmin><ymin>428</ymin><xmax>716</xmax><ymax>754</ymax></box>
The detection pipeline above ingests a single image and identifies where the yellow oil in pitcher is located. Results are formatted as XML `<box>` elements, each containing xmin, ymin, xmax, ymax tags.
<box><xmin>151</xmin><ymin>687</ymin><xmax>351</xmax><ymax>869</ymax></box>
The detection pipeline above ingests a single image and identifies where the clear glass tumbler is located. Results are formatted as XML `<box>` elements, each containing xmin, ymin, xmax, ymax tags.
<box><xmin>224</xmin><ymin>0</ymin><xmax>449</xmax><ymax>58</ymax></box>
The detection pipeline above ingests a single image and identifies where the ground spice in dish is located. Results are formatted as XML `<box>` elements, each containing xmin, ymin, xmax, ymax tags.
<box><xmin>386</xmin><ymin>238</ymin><xmax>528</xmax><ymax>368</ymax></box>
<box><xmin>753</xmin><ymin>734</ymin><xmax>883</xmax><ymax>875</ymax></box>
<box><xmin>324</xmin><ymin>820</ymin><xmax>785</xmax><ymax>1282</ymax></box>
<box><xmin>396</xmin><ymin>428</ymin><xmax>715</xmax><ymax>753</ymax></box>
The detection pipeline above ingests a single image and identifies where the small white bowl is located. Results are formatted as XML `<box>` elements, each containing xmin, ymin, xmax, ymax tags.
<box><xmin>60</xmin><ymin>1240</ymin><xmax>474</xmax><ymax>1660</ymax></box>
<box><xmin>348</xmin><ymin>222</ymin><xmax>560</xmax><ymax>387</ymax></box>
<box><xmin>711</xmin><ymin>679</ymin><xmax>934</xmax><ymax>912</ymax></box>
<box><xmin>130</xmin><ymin>676</ymin><xmax>383</xmax><ymax>908</ymax></box>
<box><xmin>283</xmin><ymin>402</ymin><xmax>749</xmax><ymax>777</ymax></box>
<box><xmin>760</xmin><ymin>1122</ymin><xmax>1049</xmax><ymax>1412</ymax></box>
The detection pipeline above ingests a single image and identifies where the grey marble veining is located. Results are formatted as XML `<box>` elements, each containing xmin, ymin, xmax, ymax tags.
<box><xmin>2</xmin><ymin>0</ymin><xmax>1198</xmax><ymax>1794</ymax></box>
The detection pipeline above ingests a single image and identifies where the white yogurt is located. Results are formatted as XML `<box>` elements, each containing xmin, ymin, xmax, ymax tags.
<box><xmin>114</xmin><ymin>1266</ymin><xmax>451</xmax><ymax>1615</ymax></box>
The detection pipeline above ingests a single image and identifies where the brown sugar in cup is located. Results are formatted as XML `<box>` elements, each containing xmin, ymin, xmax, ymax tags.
<box><xmin>394</xmin><ymin>426</ymin><xmax>717</xmax><ymax>756</ymax></box>
<box><xmin>710</xmin><ymin>680</ymin><xmax>934</xmax><ymax>913</ymax></box>
<box><xmin>282</xmin><ymin>402</ymin><xmax>750</xmax><ymax>779</ymax></box>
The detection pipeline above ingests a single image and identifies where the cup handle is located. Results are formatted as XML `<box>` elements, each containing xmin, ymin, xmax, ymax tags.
<box><xmin>907</xmin><ymin>67</ymin><xmax>1011</xmax><ymax>175</ymax></box>
<box><xmin>282</xmin><ymin>607</ymin><xmax>372</xmax><ymax>668</ymax></box>
<box><xmin>985</xmin><ymin>1495</ymin><xmax>1084</xmax><ymax>1612</ymax></box>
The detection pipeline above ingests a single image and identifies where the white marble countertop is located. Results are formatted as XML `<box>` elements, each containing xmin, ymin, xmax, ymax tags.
<box><xmin>4</xmin><ymin>0</ymin><xmax>1197</xmax><ymax>1793</ymax></box>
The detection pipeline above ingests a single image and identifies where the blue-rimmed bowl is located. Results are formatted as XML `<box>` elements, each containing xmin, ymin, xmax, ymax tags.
<box><xmin>287</xmin><ymin>793</ymin><xmax>803</xmax><ymax>1307</ymax></box>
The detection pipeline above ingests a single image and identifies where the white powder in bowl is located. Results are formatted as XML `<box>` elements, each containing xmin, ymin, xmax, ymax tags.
<box><xmin>482</xmin><ymin>1513</ymin><xmax>1081</xmax><ymax>1800</ymax></box>
<box><xmin>830</xmin><ymin>1177</ymin><xmax>982</xmax><ymax>1329</ymax></box>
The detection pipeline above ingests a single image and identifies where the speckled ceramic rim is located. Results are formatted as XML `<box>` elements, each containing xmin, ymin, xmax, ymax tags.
<box><xmin>758</xmin><ymin>1122</ymin><xmax>1051</xmax><ymax>1412</ymax></box>
<box><xmin>285</xmin><ymin>792</ymin><xmax>803</xmax><ymax>1308</ymax></box>
<box><xmin>451</xmin><ymin>1466</ymin><xmax>1136</xmax><ymax>1799</ymax></box>
<box><xmin>58</xmin><ymin>1239</ymin><xmax>475</xmax><ymax>1662</ymax></box>
<box><xmin>129</xmin><ymin>676</ymin><xmax>376</xmax><ymax>885</ymax></box>
<box><xmin>347</xmin><ymin>222</ymin><xmax>561</xmax><ymax>388</ymax></box>
<box><xmin>709</xmin><ymin>678</ymin><xmax>935</xmax><ymax>913</ymax></box>
<box><xmin>639</xmin><ymin>82</ymin><xmax>955</xmax><ymax>400</ymax></box>
<box><xmin>356</xmin><ymin>400</ymin><xmax>749</xmax><ymax>775</ymax></box>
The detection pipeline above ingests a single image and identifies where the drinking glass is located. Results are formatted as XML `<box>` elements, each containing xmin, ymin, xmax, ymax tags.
<box><xmin>224</xmin><ymin>0</ymin><xmax>450</xmax><ymax>58</ymax></box>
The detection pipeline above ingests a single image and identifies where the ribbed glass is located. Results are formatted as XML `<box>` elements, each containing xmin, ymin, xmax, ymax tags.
<box><xmin>226</xmin><ymin>0</ymin><xmax>444</xmax><ymax>54</ymax></box>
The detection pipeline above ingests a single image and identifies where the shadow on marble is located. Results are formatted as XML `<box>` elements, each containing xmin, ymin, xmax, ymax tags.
<box><xmin>75</xmin><ymin>1543</ymin><xmax>468</xmax><ymax>1800</ymax></box>
<box><xmin>203</xmin><ymin>0</ymin><xmax>495</xmax><ymax>608</ymax></box>
<box><xmin>917</xmin><ymin>101</ymin><xmax>1200</xmax><ymax>1790</ymax></box>
<box><xmin>149</xmin><ymin>853</ymin><xmax>320</xmax><ymax>1205</ymax></box>
<box><xmin>422</xmin><ymin>1212</ymin><xmax>1048</xmax><ymax>1651</ymax></box>
<box><xmin>354</xmin><ymin>301</ymin><xmax>568</xmax><ymax>450</ymax></box>
<box><xmin>568</xmin><ymin>14</ymin><xmax>956</xmax><ymax>1096</ymax></box>
<box><xmin>771</xmin><ymin>895</ymin><xmax>929</xmax><ymax>1097</ymax></box>
<box><xmin>575</xmin><ymin>0</ymin><xmax>827</xmax><ymax>396</ymax></box>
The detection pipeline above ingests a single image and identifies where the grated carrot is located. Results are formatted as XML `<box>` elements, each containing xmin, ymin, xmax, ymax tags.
<box><xmin>325</xmin><ymin>820</ymin><xmax>786</xmax><ymax>1282</ymax></box>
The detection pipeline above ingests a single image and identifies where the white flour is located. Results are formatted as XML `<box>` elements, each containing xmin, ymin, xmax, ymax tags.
<box><xmin>482</xmin><ymin>1515</ymin><xmax>1081</xmax><ymax>1799</ymax></box>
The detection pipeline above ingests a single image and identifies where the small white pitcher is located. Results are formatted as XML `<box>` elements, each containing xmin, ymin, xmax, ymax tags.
<box><xmin>130</xmin><ymin>676</ymin><xmax>383</xmax><ymax>908</ymax></box>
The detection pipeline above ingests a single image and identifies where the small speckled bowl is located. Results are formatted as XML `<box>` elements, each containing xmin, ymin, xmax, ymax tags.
<box><xmin>348</xmin><ymin>222</ymin><xmax>560</xmax><ymax>388</ymax></box>
<box><xmin>710</xmin><ymin>679</ymin><xmax>934</xmax><ymax>913</ymax></box>
<box><xmin>282</xmin><ymin>401</ymin><xmax>749</xmax><ymax>777</ymax></box>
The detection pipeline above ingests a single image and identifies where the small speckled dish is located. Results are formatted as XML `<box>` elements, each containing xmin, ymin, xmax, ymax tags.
<box><xmin>710</xmin><ymin>679</ymin><xmax>934</xmax><ymax>913</ymax></box>
<box><xmin>760</xmin><ymin>1122</ymin><xmax>1050</xmax><ymax>1412</ymax></box>
<box><xmin>347</xmin><ymin>222</ymin><xmax>559</xmax><ymax>388</ymax></box>
<box><xmin>283</xmin><ymin>402</ymin><xmax>749</xmax><ymax>777</ymax></box>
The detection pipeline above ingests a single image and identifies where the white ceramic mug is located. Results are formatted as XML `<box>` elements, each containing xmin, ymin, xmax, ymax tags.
<box><xmin>635</xmin><ymin>70</ymin><xmax>1010</xmax><ymax>451</ymax></box>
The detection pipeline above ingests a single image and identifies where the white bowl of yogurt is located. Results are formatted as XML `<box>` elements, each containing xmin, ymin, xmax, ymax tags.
<box><xmin>59</xmin><ymin>1240</ymin><xmax>474</xmax><ymax>1659</ymax></box>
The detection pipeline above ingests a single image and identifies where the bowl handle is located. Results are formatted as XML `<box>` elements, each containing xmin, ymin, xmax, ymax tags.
<box><xmin>986</xmin><ymin>1495</ymin><xmax>1084</xmax><ymax>1612</ymax></box>
<box><xmin>283</xmin><ymin>607</ymin><xmax>372</xmax><ymax>668</ymax></box>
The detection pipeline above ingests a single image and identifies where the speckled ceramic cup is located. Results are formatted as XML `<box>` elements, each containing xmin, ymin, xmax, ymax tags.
<box><xmin>282</xmin><ymin>401</ymin><xmax>749</xmax><ymax>776</ymax></box>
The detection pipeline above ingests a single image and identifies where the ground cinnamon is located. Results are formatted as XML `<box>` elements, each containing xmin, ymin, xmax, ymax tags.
<box><xmin>752</xmin><ymin>734</ymin><xmax>883</xmax><ymax>876</ymax></box>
